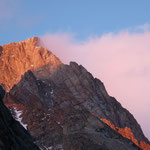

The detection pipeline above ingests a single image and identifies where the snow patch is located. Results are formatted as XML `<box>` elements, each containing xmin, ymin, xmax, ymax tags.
<box><xmin>50</xmin><ymin>89</ymin><xmax>53</xmax><ymax>95</ymax></box>
<box><xmin>14</xmin><ymin>107</ymin><xmax>27</xmax><ymax>130</ymax></box>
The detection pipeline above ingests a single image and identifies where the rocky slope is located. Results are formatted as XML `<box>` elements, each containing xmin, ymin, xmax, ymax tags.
<box><xmin>0</xmin><ymin>85</ymin><xmax>40</xmax><ymax>150</ymax></box>
<box><xmin>0</xmin><ymin>37</ymin><xmax>150</xmax><ymax>150</ymax></box>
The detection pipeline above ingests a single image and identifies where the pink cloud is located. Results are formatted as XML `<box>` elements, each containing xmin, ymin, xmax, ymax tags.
<box><xmin>41</xmin><ymin>30</ymin><xmax>150</xmax><ymax>140</ymax></box>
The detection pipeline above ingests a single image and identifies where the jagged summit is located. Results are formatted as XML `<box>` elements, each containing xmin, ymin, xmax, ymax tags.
<box><xmin>1</xmin><ymin>37</ymin><xmax>40</xmax><ymax>48</ymax></box>
<box><xmin>0</xmin><ymin>37</ymin><xmax>62</xmax><ymax>90</ymax></box>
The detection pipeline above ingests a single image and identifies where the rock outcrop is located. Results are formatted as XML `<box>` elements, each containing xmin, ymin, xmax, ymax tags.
<box><xmin>0</xmin><ymin>86</ymin><xmax>40</xmax><ymax>150</ymax></box>
<box><xmin>0</xmin><ymin>37</ymin><xmax>150</xmax><ymax>150</ymax></box>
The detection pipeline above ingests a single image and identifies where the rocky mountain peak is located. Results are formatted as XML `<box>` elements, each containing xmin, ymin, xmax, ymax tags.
<box><xmin>0</xmin><ymin>37</ymin><xmax>150</xmax><ymax>150</ymax></box>
<box><xmin>23</xmin><ymin>36</ymin><xmax>40</xmax><ymax>45</ymax></box>
<box><xmin>0</xmin><ymin>37</ymin><xmax>62</xmax><ymax>91</ymax></box>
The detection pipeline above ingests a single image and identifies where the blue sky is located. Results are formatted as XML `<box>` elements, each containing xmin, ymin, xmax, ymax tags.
<box><xmin>0</xmin><ymin>0</ymin><xmax>150</xmax><ymax>44</ymax></box>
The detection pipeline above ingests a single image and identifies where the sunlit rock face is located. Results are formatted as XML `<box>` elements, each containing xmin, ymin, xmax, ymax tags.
<box><xmin>0</xmin><ymin>37</ymin><xmax>150</xmax><ymax>150</ymax></box>
<box><xmin>100</xmin><ymin>118</ymin><xmax>150</xmax><ymax>150</ymax></box>
<box><xmin>0</xmin><ymin>37</ymin><xmax>62</xmax><ymax>91</ymax></box>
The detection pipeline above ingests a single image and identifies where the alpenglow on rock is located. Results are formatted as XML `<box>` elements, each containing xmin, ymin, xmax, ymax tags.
<box><xmin>0</xmin><ymin>37</ymin><xmax>62</xmax><ymax>91</ymax></box>
<box><xmin>0</xmin><ymin>37</ymin><xmax>150</xmax><ymax>150</ymax></box>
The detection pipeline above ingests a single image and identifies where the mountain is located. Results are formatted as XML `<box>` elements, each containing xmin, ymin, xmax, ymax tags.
<box><xmin>0</xmin><ymin>37</ymin><xmax>150</xmax><ymax>150</ymax></box>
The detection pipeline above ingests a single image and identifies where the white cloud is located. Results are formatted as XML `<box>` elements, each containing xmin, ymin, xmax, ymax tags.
<box><xmin>40</xmin><ymin>29</ymin><xmax>150</xmax><ymax>140</ymax></box>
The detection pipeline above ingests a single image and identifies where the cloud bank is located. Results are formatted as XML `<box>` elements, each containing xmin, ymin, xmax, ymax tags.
<box><xmin>40</xmin><ymin>29</ymin><xmax>150</xmax><ymax>139</ymax></box>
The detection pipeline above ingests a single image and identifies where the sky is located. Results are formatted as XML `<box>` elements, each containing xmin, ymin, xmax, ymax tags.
<box><xmin>0</xmin><ymin>0</ymin><xmax>150</xmax><ymax>140</ymax></box>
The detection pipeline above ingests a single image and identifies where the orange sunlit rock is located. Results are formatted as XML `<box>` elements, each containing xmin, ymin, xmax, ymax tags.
<box><xmin>100</xmin><ymin>118</ymin><xmax>150</xmax><ymax>150</ymax></box>
<box><xmin>0</xmin><ymin>37</ymin><xmax>62</xmax><ymax>91</ymax></box>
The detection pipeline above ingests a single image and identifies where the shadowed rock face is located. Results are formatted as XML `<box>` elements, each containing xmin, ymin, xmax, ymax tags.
<box><xmin>3</xmin><ymin>73</ymin><xmax>141</xmax><ymax>150</ymax></box>
<box><xmin>49</xmin><ymin>62</ymin><xmax>150</xmax><ymax>146</ymax></box>
<box><xmin>1</xmin><ymin>37</ymin><xmax>150</xmax><ymax>150</ymax></box>
<box><xmin>0</xmin><ymin>85</ymin><xmax>40</xmax><ymax>150</ymax></box>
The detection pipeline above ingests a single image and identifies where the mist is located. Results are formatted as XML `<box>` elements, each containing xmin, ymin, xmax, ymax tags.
<box><xmin>40</xmin><ymin>30</ymin><xmax>150</xmax><ymax>139</ymax></box>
